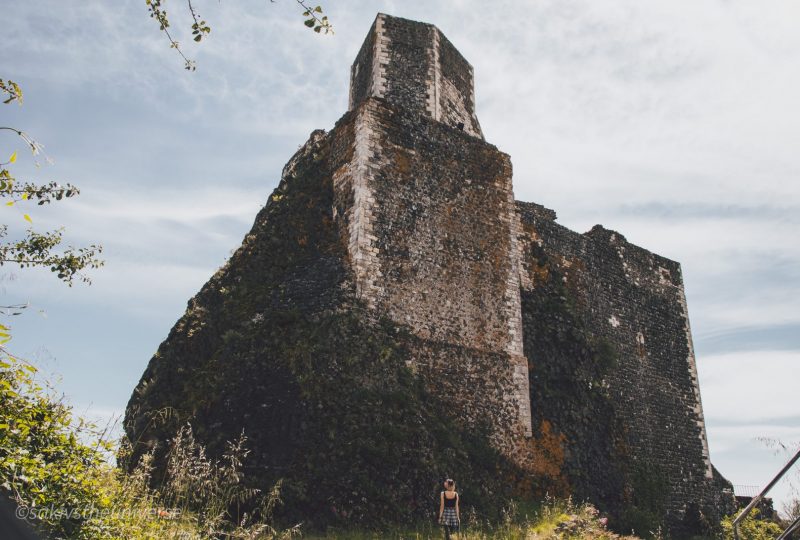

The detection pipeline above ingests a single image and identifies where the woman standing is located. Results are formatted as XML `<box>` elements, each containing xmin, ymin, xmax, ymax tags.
<box><xmin>438</xmin><ymin>478</ymin><xmax>460</xmax><ymax>539</ymax></box>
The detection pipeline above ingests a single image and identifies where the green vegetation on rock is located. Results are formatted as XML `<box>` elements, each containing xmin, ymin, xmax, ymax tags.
<box><xmin>127</xmin><ymin>309</ymin><xmax>529</xmax><ymax>529</ymax></box>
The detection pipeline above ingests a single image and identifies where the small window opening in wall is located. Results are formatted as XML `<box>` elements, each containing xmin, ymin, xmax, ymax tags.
<box><xmin>457</xmin><ymin>122</ymin><xmax>464</xmax><ymax>131</ymax></box>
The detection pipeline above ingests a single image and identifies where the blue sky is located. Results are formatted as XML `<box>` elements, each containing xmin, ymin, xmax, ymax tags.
<box><xmin>3</xmin><ymin>0</ymin><xmax>799</xmax><ymax>514</ymax></box>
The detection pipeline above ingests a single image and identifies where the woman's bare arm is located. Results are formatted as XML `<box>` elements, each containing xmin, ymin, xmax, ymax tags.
<box><xmin>439</xmin><ymin>491</ymin><xmax>444</xmax><ymax>520</ymax></box>
<box><xmin>455</xmin><ymin>493</ymin><xmax>460</xmax><ymax>521</ymax></box>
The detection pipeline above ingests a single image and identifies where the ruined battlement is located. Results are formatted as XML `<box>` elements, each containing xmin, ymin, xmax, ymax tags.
<box><xmin>349</xmin><ymin>14</ymin><xmax>483</xmax><ymax>138</ymax></box>
<box><xmin>125</xmin><ymin>13</ymin><xmax>733</xmax><ymax>536</ymax></box>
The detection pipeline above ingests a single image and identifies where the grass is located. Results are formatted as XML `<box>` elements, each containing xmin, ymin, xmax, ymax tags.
<box><xmin>300</xmin><ymin>498</ymin><xmax>640</xmax><ymax>539</ymax></box>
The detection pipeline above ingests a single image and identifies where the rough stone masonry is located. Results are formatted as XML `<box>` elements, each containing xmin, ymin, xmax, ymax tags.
<box><xmin>125</xmin><ymin>13</ymin><xmax>735</xmax><ymax>534</ymax></box>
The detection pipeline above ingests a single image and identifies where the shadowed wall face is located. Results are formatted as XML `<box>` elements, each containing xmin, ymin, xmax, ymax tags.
<box><xmin>515</xmin><ymin>202</ymin><xmax>733</xmax><ymax>533</ymax></box>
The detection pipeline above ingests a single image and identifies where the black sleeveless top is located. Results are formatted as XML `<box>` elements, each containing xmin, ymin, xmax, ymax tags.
<box><xmin>443</xmin><ymin>492</ymin><xmax>457</xmax><ymax>508</ymax></box>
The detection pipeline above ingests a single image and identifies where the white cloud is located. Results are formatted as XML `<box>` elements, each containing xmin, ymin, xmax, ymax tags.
<box><xmin>700</xmin><ymin>349</ymin><xmax>800</xmax><ymax>512</ymax></box>
<box><xmin>698</xmin><ymin>350</ymin><xmax>799</xmax><ymax>424</ymax></box>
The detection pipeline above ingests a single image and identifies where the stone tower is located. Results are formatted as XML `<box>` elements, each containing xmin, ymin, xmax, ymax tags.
<box><xmin>336</xmin><ymin>13</ymin><xmax>532</xmax><ymax>444</ymax></box>
<box><xmin>125</xmin><ymin>13</ymin><xmax>733</xmax><ymax>535</ymax></box>
<box><xmin>349</xmin><ymin>14</ymin><xmax>483</xmax><ymax>138</ymax></box>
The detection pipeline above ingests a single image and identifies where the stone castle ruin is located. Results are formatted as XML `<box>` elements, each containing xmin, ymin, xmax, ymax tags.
<box><xmin>125</xmin><ymin>13</ymin><xmax>734</xmax><ymax>535</ymax></box>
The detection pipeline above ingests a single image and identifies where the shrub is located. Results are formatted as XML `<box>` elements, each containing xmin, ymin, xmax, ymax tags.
<box><xmin>1</xmin><ymin>354</ymin><xmax>295</xmax><ymax>539</ymax></box>
<box><xmin>0</xmin><ymin>356</ymin><xmax>111</xmax><ymax>538</ymax></box>
<box><xmin>720</xmin><ymin>509</ymin><xmax>782</xmax><ymax>540</ymax></box>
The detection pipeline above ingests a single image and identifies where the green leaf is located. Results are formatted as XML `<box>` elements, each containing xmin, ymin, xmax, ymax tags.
<box><xmin>9</xmin><ymin>151</ymin><xmax>17</xmax><ymax>164</ymax></box>
<box><xmin>23</xmin><ymin>213</ymin><xmax>32</xmax><ymax>223</ymax></box>
<box><xmin>304</xmin><ymin>19</ymin><xmax>315</xmax><ymax>28</ymax></box>
<box><xmin>314</xmin><ymin>6</ymin><xmax>323</xmax><ymax>13</ymax></box>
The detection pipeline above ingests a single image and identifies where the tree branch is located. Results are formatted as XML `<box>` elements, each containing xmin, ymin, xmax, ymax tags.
<box><xmin>0</xmin><ymin>229</ymin><xmax>104</xmax><ymax>286</ymax></box>
<box><xmin>146</xmin><ymin>0</ymin><xmax>332</xmax><ymax>70</ymax></box>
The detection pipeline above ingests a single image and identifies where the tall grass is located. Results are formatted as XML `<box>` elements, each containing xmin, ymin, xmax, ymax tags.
<box><xmin>301</xmin><ymin>497</ymin><xmax>640</xmax><ymax>539</ymax></box>
<box><xmin>96</xmin><ymin>424</ymin><xmax>300</xmax><ymax>539</ymax></box>
<box><xmin>1</xmin><ymin>353</ymin><xmax>297</xmax><ymax>539</ymax></box>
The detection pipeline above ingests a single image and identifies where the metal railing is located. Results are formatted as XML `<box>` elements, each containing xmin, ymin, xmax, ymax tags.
<box><xmin>732</xmin><ymin>448</ymin><xmax>800</xmax><ymax>540</ymax></box>
<box><xmin>777</xmin><ymin>514</ymin><xmax>800</xmax><ymax>540</ymax></box>
<box><xmin>734</xmin><ymin>485</ymin><xmax>764</xmax><ymax>498</ymax></box>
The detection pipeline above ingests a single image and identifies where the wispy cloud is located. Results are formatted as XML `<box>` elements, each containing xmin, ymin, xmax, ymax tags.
<box><xmin>695</xmin><ymin>324</ymin><xmax>800</xmax><ymax>356</ymax></box>
<box><xmin>699</xmin><ymin>350</ymin><xmax>799</xmax><ymax>423</ymax></box>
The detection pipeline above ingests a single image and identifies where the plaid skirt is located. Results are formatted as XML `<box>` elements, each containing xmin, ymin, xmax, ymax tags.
<box><xmin>440</xmin><ymin>507</ymin><xmax>459</xmax><ymax>528</ymax></box>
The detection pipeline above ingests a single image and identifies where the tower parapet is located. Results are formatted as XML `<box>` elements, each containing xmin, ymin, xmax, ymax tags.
<box><xmin>349</xmin><ymin>13</ymin><xmax>484</xmax><ymax>139</ymax></box>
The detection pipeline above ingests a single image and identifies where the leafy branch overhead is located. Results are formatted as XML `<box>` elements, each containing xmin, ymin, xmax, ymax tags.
<box><xmin>0</xmin><ymin>228</ymin><xmax>102</xmax><ymax>286</ymax></box>
<box><xmin>300</xmin><ymin>2</ymin><xmax>332</xmax><ymax>33</ymax></box>
<box><xmin>0</xmin><ymin>80</ymin><xmax>104</xmax><ymax>286</ymax></box>
<box><xmin>145</xmin><ymin>0</ymin><xmax>333</xmax><ymax>71</ymax></box>
<box><xmin>1</xmin><ymin>175</ymin><xmax>81</xmax><ymax>206</ymax></box>
<box><xmin>0</xmin><ymin>79</ymin><xmax>23</xmax><ymax>105</ymax></box>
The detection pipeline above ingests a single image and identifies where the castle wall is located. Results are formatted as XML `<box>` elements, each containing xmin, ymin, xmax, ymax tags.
<box><xmin>436</xmin><ymin>33</ymin><xmax>482</xmax><ymax>137</ymax></box>
<box><xmin>516</xmin><ymin>202</ymin><xmax>720</xmax><ymax>525</ymax></box>
<box><xmin>333</xmin><ymin>97</ymin><xmax>531</xmax><ymax>443</ymax></box>
<box><xmin>124</xmin><ymin>125</ymin><xmax>358</xmax><ymax>468</ymax></box>
<box><xmin>348</xmin><ymin>18</ymin><xmax>379</xmax><ymax>115</ymax></box>
<box><xmin>381</xmin><ymin>15</ymin><xmax>431</xmax><ymax>122</ymax></box>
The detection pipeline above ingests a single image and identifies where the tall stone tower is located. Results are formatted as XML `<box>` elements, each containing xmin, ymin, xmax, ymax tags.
<box><xmin>125</xmin><ymin>13</ymin><xmax>733</xmax><ymax>535</ymax></box>
<box><xmin>349</xmin><ymin>14</ymin><xmax>483</xmax><ymax>138</ymax></box>
<box><xmin>336</xmin><ymin>13</ymin><xmax>532</xmax><ymax>445</ymax></box>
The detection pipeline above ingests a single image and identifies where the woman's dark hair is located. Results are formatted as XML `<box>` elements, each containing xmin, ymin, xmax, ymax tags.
<box><xmin>445</xmin><ymin>478</ymin><xmax>455</xmax><ymax>488</ymax></box>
